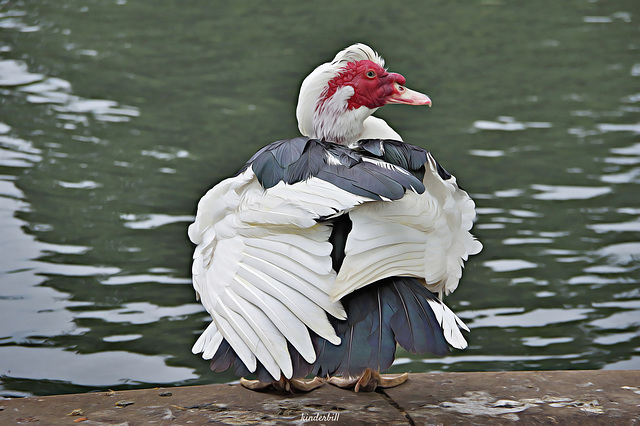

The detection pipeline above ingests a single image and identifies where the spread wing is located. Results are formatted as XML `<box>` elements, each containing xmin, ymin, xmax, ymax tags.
<box><xmin>189</xmin><ymin>137</ymin><xmax>425</xmax><ymax>380</ymax></box>
<box><xmin>331</xmin><ymin>140</ymin><xmax>483</xmax><ymax>301</ymax></box>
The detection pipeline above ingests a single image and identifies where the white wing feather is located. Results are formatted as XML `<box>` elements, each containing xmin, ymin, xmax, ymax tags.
<box><xmin>190</xmin><ymin>167</ymin><xmax>373</xmax><ymax>380</ymax></box>
<box><xmin>426</xmin><ymin>298</ymin><xmax>470</xmax><ymax>349</ymax></box>
<box><xmin>331</xmin><ymin>153</ymin><xmax>482</xmax><ymax>301</ymax></box>
<box><xmin>192</xmin><ymin>321</ymin><xmax>223</xmax><ymax>359</ymax></box>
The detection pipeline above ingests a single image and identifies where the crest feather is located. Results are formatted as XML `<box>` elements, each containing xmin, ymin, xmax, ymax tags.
<box><xmin>331</xmin><ymin>43</ymin><xmax>385</xmax><ymax>67</ymax></box>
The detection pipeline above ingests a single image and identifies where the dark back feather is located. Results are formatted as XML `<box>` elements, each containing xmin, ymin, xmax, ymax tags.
<box><xmin>237</xmin><ymin>137</ymin><xmax>426</xmax><ymax>201</ymax></box>
<box><xmin>356</xmin><ymin>139</ymin><xmax>453</xmax><ymax>181</ymax></box>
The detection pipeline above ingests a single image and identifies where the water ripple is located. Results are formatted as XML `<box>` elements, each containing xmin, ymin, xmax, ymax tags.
<box><xmin>597</xmin><ymin>122</ymin><xmax>640</xmax><ymax>134</ymax></box>
<box><xmin>469</xmin><ymin>149</ymin><xmax>505</xmax><ymax>157</ymax></box>
<box><xmin>1</xmin><ymin>61</ymin><xmax>141</xmax><ymax>126</ymax></box>
<box><xmin>610</xmin><ymin>142</ymin><xmax>640</xmax><ymax>156</ymax></box>
<box><xmin>461</xmin><ymin>308</ymin><xmax>594</xmax><ymax>328</ymax></box>
<box><xmin>588</xmin><ymin>219</ymin><xmax>640</xmax><ymax>233</ymax></box>
<box><xmin>567</xmin><ymin>275</ymin><xmax>633</xmax><ymax>285</ymax></box>
<box><xmin>601</xmin><ymin>168</ymin><xmax>640</xmax><ymax>184</ymax></box>
<box><xmin>589</xmin><ymin>310</ymin><xmax>640</xmax><ymax>329</ymax></box>
<box><xmin>531</xmin><ymin>184</ymin><xmax>612</xmax><ymax>200</ymax></box>
<box><xmin>394</xmin><ymin>352</ymin><xmax>584</xmax><ymax>366</ymax></box>
<box><xmin>484</xmin><ymin>259</ymin><xmax>538</xmax><ymax>272</ymax></box>
<box><xmin>55</xmin><ymin>180</ymin><xmax>102</xmax><ymax>189</ymax></box>
<box><xmin>0</xmin><ymin>10</ymin><xmax>40</xmax><ymax>32</ymax></box>
<box><xmin>120</xmin><ymin>213</ymin><xmax>194</xmax><ymax>229</ymax></box>
<box><xmin>0</xmin><ymin>134</ymin><xmax>42</xmax><ymax>167</ymax></box>
<box><xmin>594</xmin><ymin>332</ymin><xmax>637</xmax><ymax>346</ymax></box>
<box><xmin>597</xmin><ymin>242</ymin><xmax>640</xmax><ymax>265</ymax></box>
<box><xmin>103</xmin><ymin>334</ymin><xmax>143</xmax><ymax>343</ymax></box>
<box><xmin>0</xmin><ymin>346</ymin><xmax>198</xmax><ymax>387</ymax></box>
<box><xmin>0</xmin><ymin>59</ymin><xmax>43</xmax><ymax>86</ymax></box>
<box><xmin>522</xmin><ymin>336</ymin><xmax>574</xmax><ymax>347</ymax></box>
<box><xmin>101</xmin><ymin>274</ymin><xmax>191</xmax><ymax>286</ymax></box>
<box><xmin>472</xmin><ymin>116</ymin><xmax>552</xmax><ymax>131</ymax></box>
<box><xmin>75</xmin><ymin>302</ymin><xmax>204</xmax><ymax>324</ymax></box>
<box><xmin>503</xmin><ymin>238</ymin><xmax>553</xmax><ymax>245</ymax></box>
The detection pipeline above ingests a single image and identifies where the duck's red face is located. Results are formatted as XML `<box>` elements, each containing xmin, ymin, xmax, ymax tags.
<box><xmin>325</xmin><ymin>60</ymin><xmax>432</xmax><ymax>110</ymax></box>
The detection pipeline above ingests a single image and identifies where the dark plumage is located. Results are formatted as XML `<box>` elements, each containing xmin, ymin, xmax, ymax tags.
<box><xmin>239</xmin><ymin>137</ymin><xmax>426</xmax><ymax>201</ymax></box>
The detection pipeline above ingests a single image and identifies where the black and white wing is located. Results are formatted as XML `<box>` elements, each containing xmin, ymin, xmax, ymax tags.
<box><xmin>189</xmin><ymin>137</ymin><xmax>424</xmax><ymax>381</ymax></box>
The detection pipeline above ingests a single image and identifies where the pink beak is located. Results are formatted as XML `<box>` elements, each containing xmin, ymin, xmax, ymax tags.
<box><xmin>386</xmin><ymin>82</ymin><xmax>432</xmax><ymax>106</ymax></box>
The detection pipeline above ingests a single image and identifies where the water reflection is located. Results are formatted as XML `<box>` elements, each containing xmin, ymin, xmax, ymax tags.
<box><xmin>483</xmin><ymin>260</ymin><xmax>538</xmax><ymax>272</ymax></box>
<box><xmin>472</xmin><ymin>116</ymin><xmax>552</xmax><ymax>132</ymax></box>
<box><xmin>13</xmin><ymin>69</ymin><xmax>140</xmax><ymax>127</ymax></box>
<box><xmin>531</xmin><ymin>184</ymin><xmax>612</xmax><ymax>200</ymax></box>
<box><xmin>120</xmin><ymin>213</ymin><xmax>193</xmax><ymax>230</ymax></box>
<box><xmin>0</xmin><ymin>346</ymin><xmax>197</xmax><ymax>387</ymax></box>
<box><xmin>74</xmin><ymin>302</ymin><xmax>203</xmax><ymax>324</ymax></box>
<box><xmin>522</xmin><ymin>337</ymin><xmax>574</xmax><ymax>347</ymax></box>
<box><xmin>0</xmin><ymin>5</ymin><xmax>201</xmax><ymax>396</ymax></box>
<box><xmin>462</xmin><ymin>308</ymin><xmax>594</xmax><ymax>328</ymax></box>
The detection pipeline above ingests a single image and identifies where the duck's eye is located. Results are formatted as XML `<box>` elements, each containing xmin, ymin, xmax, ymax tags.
<box><xmin>366</xmin><ymin>70</ymin><xmax>376</xmax><ymax>78</ymax></box>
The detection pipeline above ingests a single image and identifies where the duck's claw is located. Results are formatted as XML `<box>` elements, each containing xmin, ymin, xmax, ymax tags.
<box><xmin>239</xmin><ymin>377</ymin><xmax>272</xmax><ymax>390</ymax></box>
<box><xmin>240</xmin><ymin>376</ymin><xmax>325</xmax><ymax>392</ymax></box>
<box><xmin>327</xmin><ymin>369</ymin><xmax>409</xmax><ymax>392</ymax></box>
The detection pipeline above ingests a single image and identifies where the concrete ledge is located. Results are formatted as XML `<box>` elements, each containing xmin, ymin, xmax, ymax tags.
<box><xmin>1</xmin><ymin>370</ymin><xmax>639</xmax><ymax>424</ymax></box>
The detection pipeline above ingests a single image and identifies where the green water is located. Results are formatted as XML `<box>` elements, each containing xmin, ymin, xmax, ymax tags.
<box><xmin>0</xmin><ymin>0</ymin><xmax>638</xmax><ymax>396</ymax></box>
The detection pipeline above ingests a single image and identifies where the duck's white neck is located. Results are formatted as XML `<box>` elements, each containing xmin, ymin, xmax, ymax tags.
<box><xmin>311</xmin><ymin>86</ymin><xmax>375</xmax><ymax>145</ymax></box>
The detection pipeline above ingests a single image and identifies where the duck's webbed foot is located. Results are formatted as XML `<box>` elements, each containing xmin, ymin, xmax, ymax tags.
<box><xmin>327</xmin><ymin>368</ymin><xmax>409</xmax><ymax>392</ymax></box>
<box><xmin>240</xmin><ymin>376</ymin><xmax>325</xmax><ymax>392</ymax></box>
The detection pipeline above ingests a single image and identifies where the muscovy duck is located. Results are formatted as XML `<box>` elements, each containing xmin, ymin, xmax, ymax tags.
<box><xmin>189</xmin><ymin>43</ymin><xmax>482</xmax><ymax>392</ymax></box>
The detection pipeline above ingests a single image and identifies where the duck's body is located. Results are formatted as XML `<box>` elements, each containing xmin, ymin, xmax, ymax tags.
<box><xmin>189</xmin><ymin>44</ymin><xmax>481</xmax><ymax>391</ymax></box>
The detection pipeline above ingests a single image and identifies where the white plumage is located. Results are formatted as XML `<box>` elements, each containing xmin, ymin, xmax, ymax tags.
<box><xmin>332</xmin><ymin>152</ymin><xmax>482</xmax><ymax>301</ymax></box>
<box><xmin>190</xmin><ymin>169</ymin><xmax>379</xmax><ymax>379</ymax></box>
